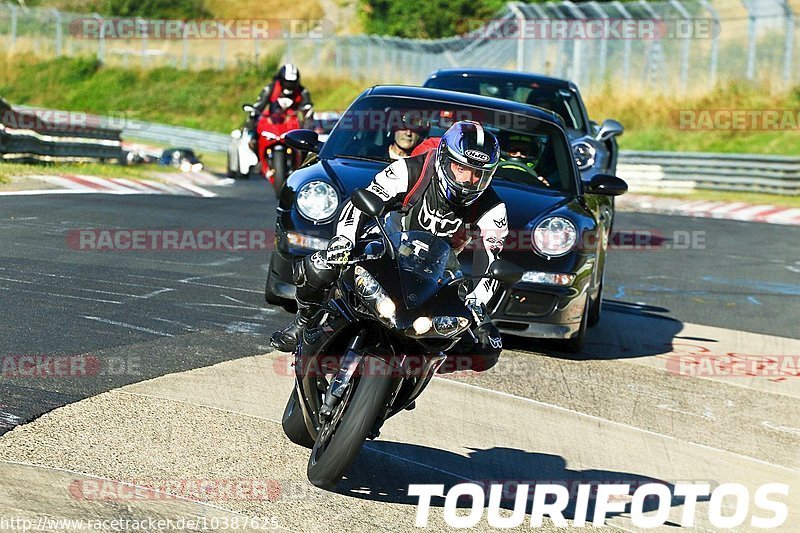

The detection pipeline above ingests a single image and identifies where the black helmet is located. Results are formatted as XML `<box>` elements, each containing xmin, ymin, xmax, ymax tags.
<box><xmin>435</xmin><ymin>120</ymin><xmax>500</xmax><ymax>206</ymax></box>
<box><xmin>277</xmin><ymin>63</ymin><xmax>300</xmax><ymax>94</ymax></box>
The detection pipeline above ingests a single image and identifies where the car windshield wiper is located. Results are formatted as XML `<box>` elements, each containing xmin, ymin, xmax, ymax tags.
<box><xmin>334</xmin><ymin>154</ymin><xmax>389</xmax><ymax>163</ymax></box>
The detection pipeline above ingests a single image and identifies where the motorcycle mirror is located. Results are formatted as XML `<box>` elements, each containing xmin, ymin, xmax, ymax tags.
<box><xmin>284</xmin><ymin>129</ymin><xmax>322</xmax><ymax>153</ymax></box>
<box><xmin>488</xmin><ymin>259</ymin><xmax>525</xmax><ymax>285</ymax></box>
<box><xmin>351</xmin><ymin>189</ymin><xmax>385</xmax><ymax>218</ymax></box>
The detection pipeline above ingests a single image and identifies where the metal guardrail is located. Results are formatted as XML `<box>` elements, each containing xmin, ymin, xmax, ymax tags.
<box><xmin>121</xmin><ymin>119</ymin><xmax>230</xmax><ymax>154</ymax></box>
<box><xmin>6</xmin><ymin>102</ymin><xmax>797</xmax><ymax>196</ymax></box>
<box><xmin>118</xmin><ymin>118</ymin><xmax>800</xmax><ymax>196</ymax></box>
<box><xmin>617</xmin><ymin>151</ymin><xmax>800</xmax><ymax>195</ymax></box>
<box><xmin>0</xmin><ymin>98</ymin><xmax>125</xmax><ymax>162</ymax></box>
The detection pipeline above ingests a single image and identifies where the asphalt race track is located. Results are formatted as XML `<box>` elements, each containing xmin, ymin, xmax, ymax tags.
<box><xmin>1</xmin><ymin>179</ymin><xmax>798</xmax><ymax>531</ymax></box>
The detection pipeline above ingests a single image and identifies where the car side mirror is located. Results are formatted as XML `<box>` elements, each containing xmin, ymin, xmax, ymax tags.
<box><xmin>284</xmin><ymin>129</ymin><xmax>322</xmax><ymax>154</ymax></box>
<box><xmin>595</xmin><ymin>119</ymin><xmax>624</xmax><ymax>142</ymax></box>
<box><xmin>351</xmin><ymin>188</ymin><xmax>385</xmax><ymax>218</ymax></box>
<box><xmin>585</xmin><ymin>173</ymin><xmax>628</xmax><ymax>196</ymax></box>
<box><xmin>488</xmin><ymin>259</ymin><xmax>524</xmax><ymax>285</ymax></box>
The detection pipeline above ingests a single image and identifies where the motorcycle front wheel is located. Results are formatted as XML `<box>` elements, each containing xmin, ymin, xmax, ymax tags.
<box><xmin>271</xmin><ymin>149</ymin><xmax>287</xmax><ymax>196</ymax></box>
<box><xmin>282</xmin><ymin>386</ymin><xmax>315</xmax><ymax>448</ymax></box>
<box><xmin>306</xmin><ymin>355</ymin><xmax>392</xmax><ymax>490</ymax></box>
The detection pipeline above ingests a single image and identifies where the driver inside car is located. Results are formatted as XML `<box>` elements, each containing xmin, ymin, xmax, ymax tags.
<box><xmin>271</xmin><ymin>120</ymin><xmax>509</xmax><ymax>373</ymax></box>
<box><xmin>498</xmin><ymin>133</ymin><xmax>551</xmax><ymax>187</ymax></box>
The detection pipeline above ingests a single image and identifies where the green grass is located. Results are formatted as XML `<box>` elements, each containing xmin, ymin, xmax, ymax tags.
<box><xmin>0</xmin><ymin>54</ymin><xmax>368</xmax><ymax>133</ymax></box>
<box><xmin>584</xmin><ymin>81</ymin><xmax>800</xmax><ymax>155</ymax></box>
<box><xmin>644</xmin><ymin>190</ymin><xmax>800</xmax><ymax>209</ymax></box>
<box><xmin>0</xmin><ymin>160</ymin><xmax>181</xmax><ymax>183</ymax></box>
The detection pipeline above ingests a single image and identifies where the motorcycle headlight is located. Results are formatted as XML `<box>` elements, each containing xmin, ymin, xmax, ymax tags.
<box><xmin>354</xmin><ymin>266</ymin><xmax>396</xmax><ymax>323</ymax></box>
<box><xmin>573</xmin><ymin>141</ymin><xmax>596</xmax><ymax>170</ymax></box>
<box><xmin>433</xmin><ymin>316</ymin><xmax>470</xmax><ymax>337</ymax></box>
<box><xmin>296</xmin><ymin>181</ymin><xmax>338</xmax><ymax>222</ymax></box>
<box><xmin>533</xmin><ymin>217</ymin><xmax>577</xmax><ymax>257</ymax></box>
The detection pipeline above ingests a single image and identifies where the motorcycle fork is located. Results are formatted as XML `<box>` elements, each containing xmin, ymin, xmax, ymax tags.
<box><xmin>319</xmin><ymin>330</ymin><xmax>367</xmax><ymax>419</ymax></box>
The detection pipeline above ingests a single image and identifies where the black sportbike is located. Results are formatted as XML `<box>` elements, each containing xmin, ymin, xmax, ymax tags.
<box><xmin>281</xmin><ymin>189</ymin><xmax>522</xmax><ymax>489</ymax></box>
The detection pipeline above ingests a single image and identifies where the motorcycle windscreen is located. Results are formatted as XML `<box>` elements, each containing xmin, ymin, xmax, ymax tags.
<box><xmin>389</xmin><ymin>230</ymin><xmax>461</xmax><ymax>310</ymax></box>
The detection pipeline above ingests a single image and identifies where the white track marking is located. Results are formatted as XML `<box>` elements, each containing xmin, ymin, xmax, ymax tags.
<box><xmin>81</xmin><ymin>316</ymin><xmax>174</xmax><ymax>337</ymax></box>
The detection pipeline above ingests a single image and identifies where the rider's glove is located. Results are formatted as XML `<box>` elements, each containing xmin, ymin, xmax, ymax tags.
<box><xmin>466</xmin><ymin>299</ymin><xmax>488</xmax><ymax>326</ymax></box>
<box><xmin>277</xmin><ymin>97</ymin><xmax>293</xmax><ymax>111</ymax></box>
<box><xmin>324</xmin><ymin>236</ymin><xmax>353</xmax><ymax>266</ymax></box>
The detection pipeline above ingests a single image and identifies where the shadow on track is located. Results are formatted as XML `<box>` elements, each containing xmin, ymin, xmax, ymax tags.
<box><xmin>503</xmin><ymin>301</ymin><xmax>705</xmax><ymax>361</ymax></box>
<box><xmin>335</xmin><ymin>442</ymin><xmax>701</xmax><ymax>522</ymax></box>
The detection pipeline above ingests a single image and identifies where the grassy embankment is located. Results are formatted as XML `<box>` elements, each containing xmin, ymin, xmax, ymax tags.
<box><xmin>1</xmin><ymin>55</ymin><xmax>799</xmax><ymax>201</ymax></box>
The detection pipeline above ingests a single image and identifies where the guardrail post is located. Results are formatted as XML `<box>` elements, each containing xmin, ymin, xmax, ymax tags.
<box><xmin>670</xmin><ymin>0</ymin><xmax>692</xmax><ymax>93</ymax></box>
<box><xmin>218</xmin><ymin>20</ymin><xmax>226</xmax><ymax>70</ymax></box>
<box><xmin>612</xmin><ymin>1</ymin><xmax>634</xmax><ymax>87</ymax></box>
<box><xmin>701</xmin><ymin>0</ymin><xmax>720</xmax><ymax>88</ymax></box>
<box><xmin>743</xmin><ymin>0</ymin><xmax>757</xmax><ymax>80</ymax></box>
<box><xmin>781</xmin><ymin>0</ymin><xmax>795</xmax><ymax>86</ymax></box>
<box><xmin>182</xmin><ymin>21</ymin><xmax>189</xmax><ymax>69</ymax></box>
<box><xmin>508</xmin><ymin>2</ymin><xmax>526</xmax><ymax>72</ymax></box>
<box><xmin>93</xmin><ymin>13</ymin><xmax>105</xmax><ymax>62</ymax></box>
<box><xmin>10</xmin><ymin>3</ymin><xmax>17</xmax><ymax>48</ymax></box>
<box><xmin>52</xmin><ymin>8</ymin><xmax>63</xmax><ymax>56</ymax></box>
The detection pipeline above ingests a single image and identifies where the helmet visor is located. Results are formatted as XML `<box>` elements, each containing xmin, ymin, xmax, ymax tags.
<box><xmin>443</xmin><ymin>157</ymin><xmax>495</xmax><ymax>194</ymax></box>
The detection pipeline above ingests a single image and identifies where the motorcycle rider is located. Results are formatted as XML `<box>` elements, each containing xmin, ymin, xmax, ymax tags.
<box><xmin>271</xmin><ymin>120</ymin><xmax>509</xmax><ymax>371</ymax></box>
<box><xmin>246</xmin><ymin>63</ymin><xmax>313</xmax><ymax>140</ymax></box>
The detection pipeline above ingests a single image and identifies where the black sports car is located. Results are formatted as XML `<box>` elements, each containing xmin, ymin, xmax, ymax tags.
<box><xmin>265</xmin><ymin>86</ymin><xmax>626</xmax><ymax>352</ymax></box>
<box><xmin>423</xmin><ymin>68</ymin><xmax>624</xmax><ymax>180</ymax></box>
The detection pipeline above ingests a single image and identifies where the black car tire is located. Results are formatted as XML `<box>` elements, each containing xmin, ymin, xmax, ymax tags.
<box><xmin>282</xmin><ymin>386</ymin><xmax>315</xmax><ymax>448</ymax></box>
<box><xmin>307</xmin><ymin>357</ymin><xmax>392</xmax><ymax>490</ymax></box>
<box><xmin>562</xmin><ymin>303</ymin><xmax>588</xmax><ymax>354</ymax></box>
<box><xmin>264</xmin><ymin>264</ymin><xmax>285</xmax><ymax>306</ymax></box>
<box><xmin>587</xmin><ymin>280</ymin><xmax>603</xmax><ymax>328</ymax></box>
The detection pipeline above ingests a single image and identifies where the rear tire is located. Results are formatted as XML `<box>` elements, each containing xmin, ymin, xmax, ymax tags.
<box><xmin>282</xmin><ymin>387</ymin><xmax>315</xmax><ymax>448</ymax></box>
<box><xmin>307</xmin><ymin>356</ymin><xmax>392</xmax><ymax>490</ymax></box>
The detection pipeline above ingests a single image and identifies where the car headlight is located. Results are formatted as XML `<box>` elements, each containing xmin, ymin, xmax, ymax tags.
<box><xmin>533</xmin><ymin>217</ymin><xmax>577</xmax><ymax>257</ymax></box>
<box><xmin>433</xmin><ymin>316</ymin><xmax>470</xmax><ymax>337</ymax></box>
<box><xmin>296</xmin><ymin>181</ymin><xmax>338</xmax><ymax>221</ymax></box>
<box><xmin>354</xmin><ymin>266</ymin><xmax>396</xmax><ymax>323</ymax></box>
<box><xmin>573</xmin><ymin>141</ymin><xmax>596</xmax><ymax>170</ymax></box>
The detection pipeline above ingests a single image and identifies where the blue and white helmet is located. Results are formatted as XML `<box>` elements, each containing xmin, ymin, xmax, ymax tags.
<box><xmin>436</xmin><ymin>120</ymin><xmax>500</xmax><ymax>206</ymax></box>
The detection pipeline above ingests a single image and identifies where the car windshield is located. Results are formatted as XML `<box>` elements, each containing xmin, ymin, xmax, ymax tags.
<box><xmin>425</xmin><ymin>76</ymin><xmax>586</xmax><ymax>132</ymax></box>
<box><xmin>320</xmin><ymin>95</ymin><xmax>577</xmax><ymax>194</ymax></box>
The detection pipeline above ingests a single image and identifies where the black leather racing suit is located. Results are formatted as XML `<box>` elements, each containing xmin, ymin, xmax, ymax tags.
<box><xmin>288</xmin><ymin>150</ymin><xmax>509</xmax><ymax>370</ymax></box>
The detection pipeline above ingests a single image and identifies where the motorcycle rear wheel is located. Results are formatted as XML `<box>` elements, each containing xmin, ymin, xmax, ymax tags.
<box><xmin>306</xmin><ymin>356</ymin><xmax>392</xmax><ymax>490</ymax></box>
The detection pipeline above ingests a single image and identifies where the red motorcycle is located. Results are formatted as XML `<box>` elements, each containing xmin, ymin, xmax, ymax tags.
<box><xmin>256</xmin><ymin>107</ymin><xmax>308</xmax><ymax>196</ymax></box>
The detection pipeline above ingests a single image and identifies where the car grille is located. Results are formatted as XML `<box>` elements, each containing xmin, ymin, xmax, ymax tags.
<box><xmin>502</xmin><ymin>290</ymin><xmax>558</xmax><ymax>318</ymax></box>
